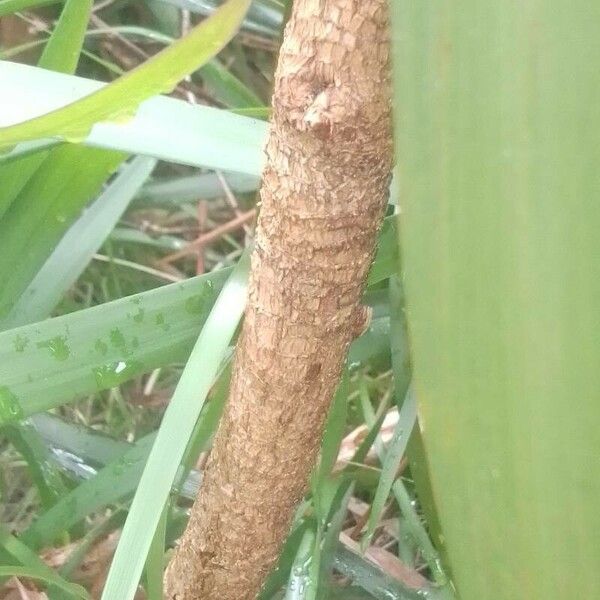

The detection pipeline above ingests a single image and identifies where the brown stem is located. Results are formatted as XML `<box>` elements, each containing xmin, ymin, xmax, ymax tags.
<box><xmin>164</xmin><ymin>1</ymin><xmax>393</xmax><ymax>598</ymax></box>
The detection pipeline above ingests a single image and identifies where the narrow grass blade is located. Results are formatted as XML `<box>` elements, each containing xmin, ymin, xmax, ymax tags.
<box><xmin>158</xmin><ymin>0</ymin><xmax>283</xmax><ymax>36</ymax></box>
<box><xmin>366</xmin><ymin>217</ymin><xmax>399</xmax><ymax>287</ymax></box>
<box><xmin>0</xmin><ymin>145</ymin><xmax>124</xmax><ymax>320</ymax></box>
<box><xmin>0</xmin><ymin>524</ymin><xmax>79</xmax><ymax>597</ymax></box>
<box><xmin>21</xmin><ymin>435</ymin><xmax>155</xmax><ymax>550</ymax></box>
<box><xmin>284</xmin><ymin>526</ymin><xmax>316</xmax><ymax>600</ymax></box>
<box><xmin>313</xmin><ymin>371</ymin><xmax>348</xmax><ymax>491</ymax></box>
<box><xmin>100</xmin><ymin>253</ymin><xmax>249</xmax><ymax>600</ymax></box>
<box><xmin>0</xmin><ymin>566</ymin><xmax>88</xmax><ymax>599</ymax></box>
<box><xmin>201</xmin><ymin>58</ymin><xmax>264</xmax><ymax>108</ymax></box>
<box><xmin>2</xmin><ymin>156</ymin><xmax>156</xmax><ymax>329</ymax></box>
<box><xmin>333</xmin><ymin>546</ymin><xmax>427</xmax><ymax>600</ymax></box>
<box><xmin>0</xmin><ymin>62</ymin><xmax>267</xmax><ymax>175</ymax></box>
<box><xmin>39</xmin><ymin>0</ymin><xmax>91</xmax><ymax>74</ymax></box>
<box><xmin>144</xmin><ymin>503</ymin><xmax>168</xmax><ymax>600</ymax></box>
<box><xmin>0</xmin><ymin>0</ymin><xmax>251</xmax><ymax>148</ymax></box>
<box><xmin>3</xmin><ymin>420</ymin><xmax>67</xmax><ymax>509</ymax></box>
<box><xmin>27</xmin><ymin>373</ymin><xmax>229</xmax><ymax>551</ymax></box>
<box><xmin>361</xmin><ymin>390</ymin><xmax>417</xmax><ymax>550</ymax></box>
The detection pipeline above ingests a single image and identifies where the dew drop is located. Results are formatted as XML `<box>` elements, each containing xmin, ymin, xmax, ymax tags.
<box><xmin>37</xmin><ymin>335</ymin><xmax>70</xmax><ymax>361</ymax></box>
<box><xmin>0</xmin><ymin>387</ymin><xmax>23</xmax><ymax>424</ymax></box>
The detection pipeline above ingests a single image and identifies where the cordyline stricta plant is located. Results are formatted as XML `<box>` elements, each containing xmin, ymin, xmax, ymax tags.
<box><xmin>164</xmin><ymin>0</ymin><xmax>393</xmax><ymax>597</ymax></box>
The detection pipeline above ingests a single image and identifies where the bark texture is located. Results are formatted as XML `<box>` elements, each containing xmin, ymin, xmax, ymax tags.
<box><xmin>164</xmin><ymin>1</ymin><xmax>393</xmax><ymax>598</ymax></box>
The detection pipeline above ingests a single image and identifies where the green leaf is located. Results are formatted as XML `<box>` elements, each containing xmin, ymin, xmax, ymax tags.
<box><xmin>38</xmin><ymin>0</ymin><xmax>91</xmax><ymax>74</ymax></box>
<box><xmin>0</xmin><ymin>0</ymin><xmax>93</xmax><ymax>220</ymax></box>
<box><xmin>333</xmin><ymin>546</ymin><xmax>427</xmax><ymax>600</ymax></box>
<box><xmin>0</xmin><ymin>0</ymin><xmax>62</xmax><ymax>17</ymax></box>
<box><xmin>2</xmin><ymin>156</ymin><xmax>156</xmax><ymax>329</ymax></box>
<box><xmin>144</xmin><ymin>504</ymin><xmax>168</xmax><ymax>600</ymax></box>
<box><xmin>360</xmin><ymin>390</ymin><xmax>417</xmax><ymax>550</ymax></box>
<box><xmin>201</xmin><ymin>58</ymin><xmax>264</xmax><ymax>108</ymax></box>
<box><xmin>159</xmin><ymin>0</ymin><xmax>284</xmax><ymax>37</ymax></box>
<box><xmin>0</xmin><ymin>566</ymin><xmax>88</xmax><ymax>599</ymax></box>
<box><xmin>138</xmin><ymin>172</ymin><xmax>260</xmax><ymax>205</ymax></box>
<box><xmin>0</xmin><ymin>267</ymin><xmax>229</xmax><ymax>424</ymax></box>
<box><xmin>0</xmin><ymin>144</ymin><xmax>124</xmax><ymax>320</ymax></box>
<box><xmin>21</xmin><ymin>435</ymin><xmax>154</xmax><ymax>550</ymax></box>
<box><xmin>3</xmin><ymin>420</ymin><xmax>67</xmax><ymax>509</ymax></box>
<box><xmin>101</xmin><ymin>253</ymin><xmax>250</xmax><ymax>600</ymax></box>
<box><xmin>0</xmin><ymin>218</ymin><xmax>396</xmax><ymax>425</ymax></box>
<box><xmin>0</xmin><ymin>62</ymin><xmax>268</xmax><ymax>175</ymax></box>
<box><xmin>0</xmin><ymin>524</ymin><xmax>75</xmax><ymax>594</ymax></box>
<box><xmin>391</xmin><ymin>3</ymin><xmax>600</xmax><ymax>599</ymax></box>
<box><xmin>0</xmin><ymin>0</ymin><xmax>252</xmax><ymax>148</ymax></box>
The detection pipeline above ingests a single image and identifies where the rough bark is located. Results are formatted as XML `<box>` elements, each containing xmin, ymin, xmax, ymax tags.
<box><xmin>164</xmin><ymin>1</ymin><xmax>393</xmax><ymax>598</ymax></box>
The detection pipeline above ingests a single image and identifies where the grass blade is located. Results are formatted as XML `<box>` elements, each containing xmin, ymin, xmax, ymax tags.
<box><xmin>2</xmin><ymin>156</ymin><xmax>156</xmax><ymax>329</ymax></box>
<box><xmin>0</xmin><ymin>566</ymin><xmax>88</xmax><ymax>599</ymax></box>
<box><xmin>3</xmin><ymin>420</ymin><xmax>67</xmax><ymax>509</ymax></box>
<box><xmin>38</xmin><ymin>0</ymin><xmax>91</xmax><ymax>74</ymax></box>
<box><xmin>361</xmin><ymin>390</ymin><xmax>416</xmax><ymax>549</ymax></box>
<box><xmin>138</xmin><ymin>172</ymin><xmax>260</xmax><ymax>205</ymax></box>
<box><xmin>0</xmin><ymin>145</ymin><xmax>124</xmax><ymax>320</ymax></box>
<box><xmin>0</xmin><ymin>524</ymin><xmax>79</xmax><ymax>597</ymax></box>
<box><xmin>0</xmin><ymin>268</ymin><xmax>229</xmax><ymax>423</ymax></box>
<box><xmin>0</xmin><ymin>218</ymin><xmax>395</xmax><ymax>424</ymax></box>
<box><xmin>100</xmin><ymin>253</ymin><xmax>249</xmax><ymax>600</ymax></box>
<box><xmin>21</xmin><ymin>436</ymin><xmax>155</xmax><ymax>550</ymax></box>
<box><xmin>144</xmin><ymin>504</ymin><xmax>168</xmax><ymax>600</ymax></box>
<box><xmin>333</xmin><ymin>546</ymin><xmax>427</xmax><ymax>600</ymax></box>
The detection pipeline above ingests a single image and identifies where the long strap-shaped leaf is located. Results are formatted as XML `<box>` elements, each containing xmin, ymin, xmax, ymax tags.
<box><xmin>0</xmin><ymin>62</ymin><xmax>267</xmax><ymax>175</ymax></box>
<box><xmin>0</xmin><ymin>0</ymin><xmax>251</xmax><ymax>148</ymax></box>
<box><xmin>100</xmin><ymin>254</ymin><xmax>249</xmax><ymax>600</ymax></box>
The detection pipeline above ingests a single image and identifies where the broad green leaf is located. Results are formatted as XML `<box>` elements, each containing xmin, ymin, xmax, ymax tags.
<box><xmin>2</xmin><ymin>156</ymin><xmax>157</xmax><ymax>329</ymax></box>
<box><xmin>101</xmin><ymin>253</ymin><xmax>250</xmax><ymax>600</ymax></box>
<box><xmin>0</xmin><ymin>62</ymin><xmax>268</xmax><ymax>175</ymax></box>
<box><xmin>0</xmin><ymin>144</ymin><xmax>123</xmax><ymax>320</ymax></box>
<box><xmin>0</xmin><ymin>0</ymin><xmax>61</xmax><ymax>17</ymax></box>
<box><xmin>391</xmin><ymin>3</ymin><xmax>600</xmax><ymax>599</ymax></box>
<box><xmin>0</xmin><ymin>0</ymin><xmax>252</xmax><ymax>148</ymax></box>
